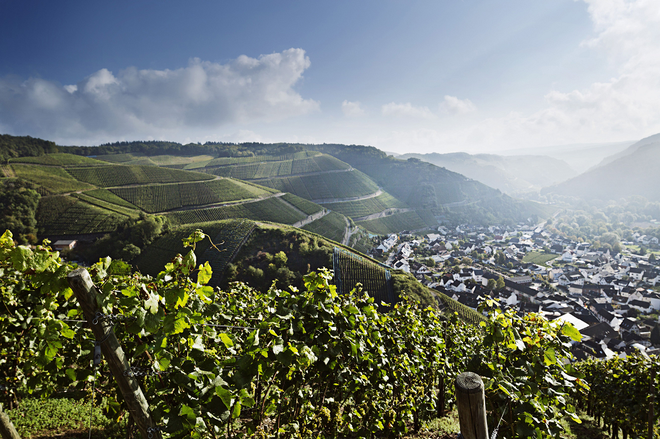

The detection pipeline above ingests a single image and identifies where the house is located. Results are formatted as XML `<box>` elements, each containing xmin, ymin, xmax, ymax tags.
<box><xmin>620</xmin><ymin>318</ymin><xmax>641</xmax><ymax>335</ymax></box>
<box><xmin>53</xmin><ymin>240</ymin><xmax>77</xmax><ymax>251</ymax></box>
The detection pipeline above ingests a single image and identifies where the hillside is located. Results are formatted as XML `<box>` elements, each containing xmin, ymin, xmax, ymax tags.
<box><xmin>542</xmin><ymin>133</ymin><xmax>660</xmax><ymax>202</ymax></box>
<box><xmin>397</xmin><ymin>151</ymin><xmax>576</xmax><ymax>195</ymax></box>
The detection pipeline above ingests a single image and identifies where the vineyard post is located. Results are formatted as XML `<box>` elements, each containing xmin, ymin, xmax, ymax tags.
<box><xmin>0</xmin><ymin>404</ymin><xmax>21</xmax><ymax>439</ymax></box>
<box><xmin>455</xmin><ymin>372</ymin><xmax>488</xmax><ymax>439</ymax></box>
<box><xmin>68</xmin><ymin>268</ymin><xmax>161</xmax><ymax>439</ymax></box>
<box><xmin>650</xmin><ymin>365</ymin><xmax>655</xmax><ymax>439</ymax></box>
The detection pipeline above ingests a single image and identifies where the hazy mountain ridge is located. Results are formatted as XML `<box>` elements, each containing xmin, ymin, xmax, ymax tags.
<box><xmin>542</xmin><ymin>133</ymin><xmax>660</xmax><ymax>202</ymax></box>
<box><xmin>397</xmin><ymin>151</ymin><xmax>576</xmax><ymax>195</ymax></box>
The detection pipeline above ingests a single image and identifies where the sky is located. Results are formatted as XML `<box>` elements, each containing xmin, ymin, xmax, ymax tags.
<box><xmin>0</xmin><ymin>0</ymin><xmax>659</xmax><ymax>154</ymax></box>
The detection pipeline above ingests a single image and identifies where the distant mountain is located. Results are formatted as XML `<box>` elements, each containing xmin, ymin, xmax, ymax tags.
<box><xmin>542</xmin><ymin>133</ymin><xmax>660</xmax><ymax>202</ymax></box>
<box><xmin>590</xmin><ymin>133</ymin><xmax>660</xmax><ymax>170</ymax></box>
<box><xmin>499</xmin><ymin>141</ymin><xmax>634</xmax><ymax>173</ymax></box>
<box><xmin>396</xmin><ymin>152</ymin><xmax>576</xmax><ymax>195</ymax></box>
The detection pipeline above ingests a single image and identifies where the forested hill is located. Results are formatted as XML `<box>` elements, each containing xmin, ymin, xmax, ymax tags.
<box><xmin>0</xmin><ymin>134</ymin><xmax>58</xmax><ymax>163</ymax></box>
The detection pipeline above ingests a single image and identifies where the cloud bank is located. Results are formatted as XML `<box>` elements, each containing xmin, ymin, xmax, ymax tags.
<box><xmin>0</xmin><ymin>48</ymin><xmax>318</xmax><ymax>142</ymax></box>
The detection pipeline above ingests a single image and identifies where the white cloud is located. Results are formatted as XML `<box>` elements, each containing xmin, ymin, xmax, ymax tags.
<box><xmin>440</xmin><ymin>95</ymin><xmax>476</xmax><ymax>115</ymax></box>
<box><xmin>381</xmin><ymin>102</ymin><xmax>435</xmax><ymax>119</ymax></box>
<box><xmin>342</xmin><ymin>100</ymin><xmax>365</xmax><ymax>117</ymax></box>
<box><xmin>0</xmin><ymin>48</ymin><xmax>318</xmax><ymax>141</ymax></box>
<box><xmin>514</xmin><ymin>0</ymin><xmax>660</xmax><ymax>144</ymax></box>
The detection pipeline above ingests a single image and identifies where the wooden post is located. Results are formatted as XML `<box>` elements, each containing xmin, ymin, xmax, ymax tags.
<box><xmin>0</xmin><ymin>404</ymin><xmax>21</xmax><ymax>439</ymax></box>
<box><xmin>68</xmin><ymin>268</ymin><xmax>160</xmax><ymax>439</ymax></box>
<box><xmin>650</xmin><ymin>366</ymin><xmax>655</xmax><ymax>439</ymax></box>
<box><xmin>456</xmin><ymin>372</ymin><xmax>488</xmax><ymax>439</ymax></box>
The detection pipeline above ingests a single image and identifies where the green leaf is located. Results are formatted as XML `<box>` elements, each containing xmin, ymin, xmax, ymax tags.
<box><xmin>65</xmin><ymin>368</ymin><xmax>77</xmax><ymax>381</ymax></box>
<box><xmin>145</xmin><ymin>293</ymin><xmax>159</xmax><ymax>314</ymax></box>
<box><xmin>544</xmin><ymin>348</ymin><xmax>557</xmax><ymax>366</ymax></box>
<box><xmin>60</xmin><ymin>326</ymin><xmax>75</xmax><ymax>339</ymax></box>
<box><xmin>215</xmin><ymin>385</ymin><xmax>232</xmax><ymax>409</ymax></box>
<box><xmin>197</xmin><ymin>262</ymin><xmax>212</xmax><ymax>285</ymax></box>
<box><xmin>219</xmin><ymin>333</ymin><xmax>234</xmax><ymax>348</ymax></box>
<box><xmin>561</xmin><ymin>323</ymin><xmax>582</xmax><ymax>341</ymax></box>
<box><xmin>179</xmin><ymin>404</ymin><xmax>196</xmax><ymax>422</ymax></box>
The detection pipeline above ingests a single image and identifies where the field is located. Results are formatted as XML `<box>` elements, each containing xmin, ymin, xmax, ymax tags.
<box><xmin>195</xmin><ymin>150</ymin><xmax>316</xmax><ymax>169</ymax></box>
<box><xmin>522</xmin><ymin>251</ymin><xmax>558</xmax><ymax>265</ymax></box>
<box><xmin>333</xmin><ymin>247</ymin><xmax>395</xmax><ymax>306</ymax></box>
<box><xmin>94</xmin><ymin>153</ymin><xmax>136</xmax><ymax>163</ymax></box>
<box><xmin>167</xmin><ymin>196</ymin><xmax>307</xmax><ymax>226</ymax></box>
<box><xmin>356</xmin><ymin>210</ymin><xmax>429</xmax><ymax>234</ymax></box>
<box><xmin>9</xmin><ymin>153</ymin><xmax>107</xmax><ymax>166</ymax></box>
<box><xmin>257</xmin><ymin>169</ymin><xmax>378</xmax><ymax>201</ymax></box>
<box><xmin>72</xmin><ymin>193</ymin><xmax>140</xmax><ymax>218</ymax></box>
<box><xmin>84</xmin><ymin>189</ymin><xmax>139</xmax><ymax>209</ymax></box>
<box><xmin>37</xmin><ymin>195</ymin><xmax>128</xmax><ymax>236</ymax></box>
<box><xmin>322</xmin><ymin>192</ymin><xmax>407</xmax><ymax>218</ymax></box>
<box><xmin>109</xmin><ymin>179</ymin><xmax>270</xmax><ymax>213</ymax></box>
<box><xmin>302</xmin><ymin>211</ymin><xmax>347</xmax><ymax>243</ymax></box>
<box><xmin>11</xmin><ymin>164</ymin><xmax>95</xmax><ymax>194</ymax></box>
<box><xmin>132</xmin><ymin>220</ymin><xmax>255</xmax><ymax>283</ymax></box>
<box><xmin>281</xmin><ymin>193</ymin><xmax>324</xmax><ymax>215</ymax></box>
<box><xmin>0</xmin><ymin>165</ymin><xmax>15</xmax><ymax>177</ymax></box>
<box><xmin>203</xmin><ymin>154</ymin><xmax>349</xmax><ymax>180</ymax></box>
<box><xmin>66</xmin><ymin>165</ymin><xmax>214</xmax><ymax>187</ymax></box>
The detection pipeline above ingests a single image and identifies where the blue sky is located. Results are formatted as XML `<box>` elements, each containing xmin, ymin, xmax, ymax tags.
<box><xmin>1</xmin><ymin>0</ymin><xmax>658</xmax><ymax>153</ymax></box>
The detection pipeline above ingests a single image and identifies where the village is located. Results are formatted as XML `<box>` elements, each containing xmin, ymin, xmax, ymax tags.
<box><xmin>371</xmin><ymin>223</ymin><xmax>660</xmax><ymax>361</ymax></box>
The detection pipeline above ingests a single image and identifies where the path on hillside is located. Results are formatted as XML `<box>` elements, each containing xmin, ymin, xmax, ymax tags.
<box><xmin>353</xmin><ymin>208</ymin><xmax>413</xmax><ymax>222</ymax></box>
<box><xmin>312</xmin><ymin>188</ymin><xmax>383</xmax><ymax>205</ymax></box>
<box><xmin>163</xmin><ymin>192</ymin><xmax>287</xmax><ymax>213</ymax></box>
<box><xmin>292</xmin><ymin>209</ymin><xmax>329</xmax><ymax>228</ymax></box>
<box><xmin>248</xmin><ymin>167</ymin><xmax>354</xmax><ymax>182</ymax></box>
<box><xmin>440</xmin><ymin>199</ymin><xmax>480</xmax><ymax>208</ymax></box>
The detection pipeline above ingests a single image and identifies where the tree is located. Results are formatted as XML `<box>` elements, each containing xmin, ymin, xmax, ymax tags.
<box><xmin>487</xmin><ymin>278</ymin><xmax>497</xmax><ymax>290</ymax></box>
<box><xmin>0</xmin><ymin>178</ymin><xmax>40</xmax><ymax>243</ymax></box>
<box><xmin>651</xmin><ymin>325</ymin><xmax>660</xmax><ymax>346</ymax></box>
<box><xmin>496</xmin><ymin>276</ymin><xmax>505</xmax><ymax>291</ymax></box>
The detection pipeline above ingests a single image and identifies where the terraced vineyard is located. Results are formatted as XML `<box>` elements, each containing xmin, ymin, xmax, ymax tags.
<box><xmin>167</xmin><ymin>196</ymin><xmax>306</xmax><ymax>226</ymax></box>
<box><xmin>11</xmin><ymin>164</ymin><xmax>95</xmax><ymax>194</ymax></box>
<box><xmin>302</xmin><ymin>211</ymin><xmax>347</xmax><ymax>243</ymax></box>
<box><xmin>37</xmin><ymin>196</ymin><xmax>129</xmax><ymax>236</ymax></box>
<box><xmin>195</xmin><ymin>150</ymin><xmax>316</xmax><ymax>169</ymax></box>
<box><xmin>281</xmin><ymin>193</ymin><xmax>323</xmax><ymax>215</ymax></box>
<box><xmin>322</xmin><ymin>192</ymin><xmax>407</xmax><ymax>218</ymax></box>
<box><xmin>203</xmin><ymin>154</ymin><xmax>349</xmax><ymax>180</ymax></box>
<box><xmin>71</xmin><ymin>193</ymin><xmax>140</xmax><ymax>218</ymax></box>
<box><xmin>9</xmin><ymin>153</ymin><xmax>106</xmax><ymax>166</ymax></box>
<box><xmin>84</xmin><ymin>189</ymin><xmax>139</xmax><ymax>209</ymax></box>
<box><xmin>258</xmin><ymin>169</ymin><xmax>378</xmax><ymax>201</ymax></box>
<box><xmin>67</xmin><ymin>165</ymin><xmax>214</xmax><ymax>187</ymax></box>
<box><xmin>109</xmin><ymin>179</ymin><xmax>270</xmax><ymax>213</ymax></box>
<box><xmin>356</xmin><ymin>210</ymin><xmax>429</xmax><ymax>234</ymax></box>
<box><xmin>333</xmin><ymin>247</ymin><xmax>395</xmax><ymax>306</ymax></box>
<box><xmin>132</xmin><ymin>220</ymin><xmax>255</xmax><ymax>283</ymax></box>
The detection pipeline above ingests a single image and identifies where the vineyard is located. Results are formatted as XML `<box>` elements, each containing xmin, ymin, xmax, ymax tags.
<box><xmin>9</xmin><ymin>153</ymin><xmax>107</xmax><ymax>167</ymax></box>
<box><xmin>201</xmin><ymin>154</ymin><xmax>350</xmax><ymax>180</ymax></box>
<box><xmin>333</xmin><ymin>246</ymin><xmax>395</xmax><ymax>306</ymax></box>
<box><xmin>257</xmin><ymin>169</ymin><xmax>379</xmax><ymax>201</ymax></box>
<box><xmin>11</xmin><ymin>164</ymin><xmax>95</xmax><ymax>194</ymax></box>
<box><xmin>0</xmin><ymin>230</ymin><xmax>598</xmax><ymax>439</ymax></box>
<box><xmin>66</xmin><ymin>165</ymin><xmax>214</xmax><ymax>187</ymax></box>
<box><xmin>357</xmin><ymin>210</ymin><xmax>429</xmax><ymax>234</ymax></box>
<box><xmin>166</xmin><ymin>196</ymin><xmax>306</xmax><ymax>226</ymax></box>
<box><xmin>132</xmin><ymin>220</ymin><xmax>255</xmax><ymax>284</ymax></box>
<box><xmin>198</xmin><ymin>150</ymin><xmax>316</xmax><ymax>168</ymax></box>
<box><xmin>280</xmin><ymin>193</ymin><xmax>323</xmax><ymax>215</ymax></box>
<box><xmin>322</xmin><ymin>192</ymin><xmax>407</xmax><ymax>218</ymax></box>
<box><xmin>301</xmin><ymin>211</ymin><xmax>347</xmax><ymax>243</ymax></box>
<box><xmin>71</xmin><ymin>193</ymin><xmax>140</xmax><ymax>218</ymax></box>
<box><xmin>109</xmin><ymin>179</ymin><xmax>269</xmax><ymax>213</ymax></box>
<box><xmin>36</xmin><ymin>196</ymin><xmax>129</xmax><ymax>235</ymax></box>
<box><xmin>84</xmin><ymin>188</ymin><xmax>140</xmax><ymax>210</ymax></box>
